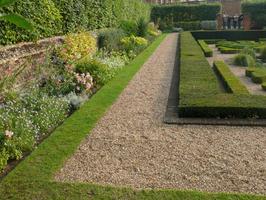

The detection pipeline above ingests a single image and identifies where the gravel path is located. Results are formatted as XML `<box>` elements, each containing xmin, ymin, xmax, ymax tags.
<box><xmin>207</xmin><ymin>45</ymin><xmax>266</xmax><ymax>95</ymax></box>
<box><xmin>55</xmin><ymin>34</ymin><xmax>266</xmax><ymax>195</ymax></box>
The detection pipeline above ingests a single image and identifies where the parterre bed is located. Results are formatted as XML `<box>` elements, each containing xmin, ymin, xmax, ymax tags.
<box><xmin>178</xmin><ymin>31</ymin><xmax>266</xmax><ymax>119</ymax></box>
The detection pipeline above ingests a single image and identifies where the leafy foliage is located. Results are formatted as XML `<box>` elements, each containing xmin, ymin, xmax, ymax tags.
<box><xmin>58</xmin><ymin>31</ymin><xmax>97</xmax><ymax>63</ymax></box>
<box><xmin>98</xmin><ymin>28</ymin><xmax>125</xmax><ymax>52</ymax></box>
<box><xmin>75</xmin><ymin>59</ymin><xmax>114</xmax><ymax>87</ymax></box>
<box><xmin>0</xmin><ymin>0</ymin><xmax>62</xmax><ymax>45</ymax></box>
<box><xmin>242</xmin><ymin>1</ymin><xmax>266</xmax><ymax>29</ymax></box>
<box><xmin>0</xmin><ymin>0</ymin><xmax>33</xmax><ymax>30</ymax></box>
<box><xmin>151</xmin><ymin>4</ymin><xmax>220</xmax><ymax>30</ymax></box>
<box><xmin>233</xmin><ymin>54</ymin><xmax>256</xmax><ymax>67</ymax></box>
<box><xmin>121</xmin><ymin>35</ymin><xmax>148</xmax><ymax>53</ymax></box>
<box><xmin>0</xmin><ymin>0</ymin><xmax>151</xmax><ymax>45</ymax></box>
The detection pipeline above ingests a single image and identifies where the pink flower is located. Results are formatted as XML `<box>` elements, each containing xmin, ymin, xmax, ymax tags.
<box><xmin>4</xmin><ymin>130</ymin><xmax>14</xmax><ymax>139</ymax></box>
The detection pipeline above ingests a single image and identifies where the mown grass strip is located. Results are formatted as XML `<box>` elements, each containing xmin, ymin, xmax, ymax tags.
<box><xmin>213</xmin><ymin>61</ymin><xmax>249</xmax><ymax>95</ymax></box>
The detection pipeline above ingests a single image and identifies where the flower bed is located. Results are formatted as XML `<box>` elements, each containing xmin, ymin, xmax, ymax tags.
<box><xmin>0</xmin><ymin>23</ymin><xmax>161</xmax><ymax>172</ymax></box>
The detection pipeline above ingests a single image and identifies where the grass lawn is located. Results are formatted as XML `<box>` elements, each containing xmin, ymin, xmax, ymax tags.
<box><xmin>0</xmin><ymin>34</ymin><xmax>265</xmax><ymax>200</ymax></box>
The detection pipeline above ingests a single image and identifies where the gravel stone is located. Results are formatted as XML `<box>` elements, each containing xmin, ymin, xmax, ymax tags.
<box><xmin>55</xmin><ymin>34</ymin><xmax>266</xmax><ymax>195</ymax></box>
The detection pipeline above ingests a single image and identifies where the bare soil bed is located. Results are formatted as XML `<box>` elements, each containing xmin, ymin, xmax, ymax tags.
<box><xmin>55</xmin><ymin>34</ymin><xmax>266</xmax><ymax>195</ymax></box>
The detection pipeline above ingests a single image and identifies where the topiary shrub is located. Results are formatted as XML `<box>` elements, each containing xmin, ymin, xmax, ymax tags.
<box><xmin>233</xmin><ymin>54</ymin><xmax>256</xmax><ymax>67</ymax></box>
<box><xmin>98</xmin><ymin>28</ymin><xmax>125</xmax><ymax>52</ymax></box>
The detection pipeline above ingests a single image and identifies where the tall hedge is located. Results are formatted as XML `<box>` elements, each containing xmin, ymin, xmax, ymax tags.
<box><xmin>0</xmin><ymin>0</ymin><xmax>62</xmax><ymax>45</ymax></box>
<box><xmin>242</xmin><ymin>0</ymin><xmax>266</xmax><ymax>29</ymax></box>
<box><xmin>0</xmin><ymin>0</ymin><xmax>151</xmax><ymax>45</ymax></box>
<box><xmin>151</xmin><ymin>3</ymin><xmax>220</xmax><ymax>30</ymax></box>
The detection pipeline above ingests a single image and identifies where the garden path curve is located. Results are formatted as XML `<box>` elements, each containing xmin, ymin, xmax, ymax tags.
<box><xmin>55</xmin><ymin>33</ymin><xmax>266</xmax><ymax>195</ymax></box>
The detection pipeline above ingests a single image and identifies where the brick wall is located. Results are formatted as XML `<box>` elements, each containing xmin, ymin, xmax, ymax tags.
<box><xmin>222</xmin><ymin>0</ymin><xmax>241</xmax><ymax>16</ymax></box>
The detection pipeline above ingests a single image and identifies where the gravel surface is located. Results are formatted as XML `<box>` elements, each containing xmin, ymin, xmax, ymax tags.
<box><xmin>55</xmin><ymin>34</ymin><xmax>266</xmax><ymax>195</ymax></box>
<box><xmin>207</xmin><ymin>45</ymin><xmax>266</xmax><ymax>95</ymax></box>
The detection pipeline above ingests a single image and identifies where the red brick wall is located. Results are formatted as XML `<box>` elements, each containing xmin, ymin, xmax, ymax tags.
<box><xmin>222</xmin><ymin>0</ymin><xmax>241</xmax><ymax>16</ymax></box>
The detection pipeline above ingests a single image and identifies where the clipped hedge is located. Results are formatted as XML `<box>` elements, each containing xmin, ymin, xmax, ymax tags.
<box><xmin>192</xmin><ymin>30</ymin><xmax>266</xmax><ymax>41</ymax></box>
<box><xmin>174</xmin><ymin>21</ymin><xmax>201</xmax><ymax>31</ymax></box>
<box><xmin>0</xmin><ymin>0</ymin><xmax>151</xmax><ymax>45</ymax></box>
<box><xmin>242</xmin><ymin>1</ymin><xmax>266</xmax><ymax>29</ymax></box>
<box><xmin>198</xmin><ymin>40</ymin><xmax>213</xmax><ymax>57</ymax></box>
<box><xmin>246</xmin><ymin>67</ymin><xmax>256</xmax><ymax>77</ymax></box>
<box><xmin>179</xmin><ymin>32</ymin><xmax>266</xmax><ymax>119</ymax></box>
<box><xmin>251</xmin><ymin>71</ymin><xmax>266</xmax><ymax>84</ymax></box>
<box><xmin>151</xmin><ymin>4</ymin><xmax>220</xmax><ymax>30</ymax></box>
<box><xmin>213</xmin><ymin>61</ymin><xmax>249</xmax><ymax>94</ymax></box>
<box><xmin>0</xmin><ymin>0</ymin><xmax>62</xmax><ymax>45</ymax></box>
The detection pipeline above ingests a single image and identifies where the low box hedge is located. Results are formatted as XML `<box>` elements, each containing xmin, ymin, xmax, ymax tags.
<box><xmin>219</xmin><ymin>47</ymin><xmax>240</xmax><ymax>54</ymax></box>
<box><xmin>198</xmin><ymin>40</ymin><xmax>213</xmax><ymax>57</ymax></box>
<box><xmin>251</xmin><ymin>71</ymin><xmax>266</xmax><ymax>84</ymax></box>
<box><xmin>213</xmin><ymin>61</ymin><xmax>249</xmax><ymax>95</ymax></box>
<box><xmin>246</xmin><ymin>68</ymin><xmax>256</xmax><ymax>77</ymax></box>
<box><xmin>191</xmin><ymin>30</ymin><xmax>266</xmax><ymax>41</ymax></box>
<box><xmin>261</xmin><ymin>82</ymin><xmax>266</xmax><ymax>91</ymax></box>
<box><xmin>179</xmin><ymin>32</ymin><xmax>266</xmax><ymax>119</ymax></box>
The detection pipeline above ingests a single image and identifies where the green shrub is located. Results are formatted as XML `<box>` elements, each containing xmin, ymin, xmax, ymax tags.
<box><xmin>213</xmin><ymin>61</ymin><xmax>249</xmax><ymax>94</ymax></box>
<box><xmin>251</xmin><ymin>71</ymin><xmax>266</xmax><ymax>84</ymax></box>
<box><xmin>174</xmin><ymin>21</ymin><xmax>201</xmax><ymax>31</ymax></box>
<box><xmin>136</xmin><ymin>17</ymin><xmax>148</xmax><ymax>37</ymax></box>
<box><xmin>198</xmin><ymin>40</ymin><xmax>213</xmax><ymax>57</ymax></box>
<box><xmin>233</xmin><ymin>54</ymin><xmax>256</xmax><ymax>67</ymax></box>
<box><xmin>147</xmin><ymin>22</ymin><xmax>160</xmax><ymax>37</ymax></box>
<box><xmin>200</xmin><ymin>20</ymin><xmax>217</xmax><ymax>30</ymax></box>
<box><xmin>58</xmin><ymin>31</ymin><xmax>97</xmax><ymax>63</ymax></box>
<box><xmin>220</xmin><ymin>47</ymin><xmax>240</xmax><ymax>54</ymax></box>
<box><xmin>98</xmin><ymin>28</ymin><xmax>125</xmax><ymax>52</ymax></box>
<box><xmin>121</xmin><ymin>35</ymin><xmax>148</xmax><ymax>53</ymax></box>
<box><xmin>261</xmin><ymin>82</ymin><xmax>266</xmax><ymax>90</ymax></box>
<box><xmin>40</xmin><ymin>70</ymin><xmax>77</xmax><ymax>96</ymax></box>
<box><xmin>246</xmin><ymin>68</ymin><xmax>256</xmax><ymax>77</ymax></box>
<box><xmin>75</xmin><ymin>59</ymin><xmax>114</xmax><ymax>87</ymax></box>
<box><xmin>119</xmin><ymin>20</ymin><xmax>137</xmax><ymax>36</ymax></box>
<box><xmin>259</xmin><ymin>46</ymin><xmax>266</xmax><ymax>61</ymax></box>
<box><xmin>241</xmin><ymin>47</ymin><xmax>256</xmax><ymax>59</ymax></box>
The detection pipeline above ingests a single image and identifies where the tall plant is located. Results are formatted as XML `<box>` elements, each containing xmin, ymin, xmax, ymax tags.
<box><xmin>0</xmin><ymin>0</ymin><xmax>33</xmax><ymax>30</ymax></box>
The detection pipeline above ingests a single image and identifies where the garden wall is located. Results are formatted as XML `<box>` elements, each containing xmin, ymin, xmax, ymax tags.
<box><xmin>0</xmin><ymin>0</ymin><xmax>151</xmax><ymax>45</ymax></box>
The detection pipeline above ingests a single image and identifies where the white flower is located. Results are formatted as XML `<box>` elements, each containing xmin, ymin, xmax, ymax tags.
<box><xmin>4</xmin><ymin>130</ymin><xmax>14</xmax><ymax>139</ymax></box>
